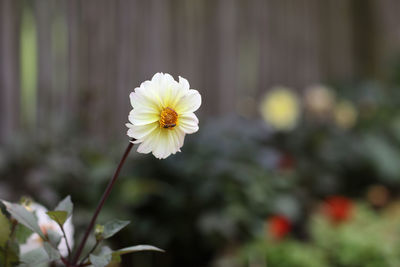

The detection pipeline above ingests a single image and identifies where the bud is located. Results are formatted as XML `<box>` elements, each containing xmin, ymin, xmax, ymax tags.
<box><xmin>94</xmin><ymin>224</ymin><xmax>105</xmax><ymax>241</ymax></box>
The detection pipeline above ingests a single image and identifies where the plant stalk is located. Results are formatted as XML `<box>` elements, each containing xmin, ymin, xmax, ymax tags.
<box><xmin>71</xmin><ymin>141</ymin><xmax>134</xmax><ymax>265</ymax></box>
<box><xmin>59</xmin><ymin>223</ymin><xmax>72</xmax><ymax>261</ymax></box>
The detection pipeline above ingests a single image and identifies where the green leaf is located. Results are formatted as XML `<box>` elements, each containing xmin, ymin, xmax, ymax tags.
<box><xmin>46</xmin><ymin>211</ymin><xmax>68</xmax><ymax>225</ymax></box>
<box><xmin>43</xmin><ymin>242</ymin><xmax>60</xmax><ymax>262</ymax></box>
<box><xmin>18</xmin><ymin>247</ymin><xmax>51</xmax><ymax>267</ymax></box>
<box><xmin>89</xmin><ymin>253</ymin><xmax>112</xmax><ymax>267</ymax></box>
<box><xmin>47</xmin><ymin>229</ymin><xmax>62</xmax><ymax>247</ymax></box>
<box><xmin>101</xmin><ymin>219</ymin><xmax>130</xmax><ymax>239</ymax></box>
<box><xmin>2</xmin><ymin>201</ymin><xmax>45</xmax><ymax>240</ymax></box>
<box><xmin>0</xmin><ymin>209</ymin><xmax>11</xmax><ymax>247</ymax></box>
<box><xmin>15</xmin><ymin>224</ymin><xmax>33</xmax><ymax>244</ymax></box>
<box><xmin>110</xmin><ymin>245</ymin><xmax>164</xmax><ymax>262</ymax></box>
<box><xmin>54</xmin><ymin>196</ymin><xmax>73</xmax><ymax>219</ymax></box>
<box><xmin>0</xmin><ymin>245</ymin><xmax>19</xmax><ymax>267</ymax></box>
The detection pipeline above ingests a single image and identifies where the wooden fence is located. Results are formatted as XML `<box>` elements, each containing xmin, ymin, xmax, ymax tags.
<box><xmin>1</xmin><ymin>0</ymin><xmax>400</xmax><ymax>140</ymax></box>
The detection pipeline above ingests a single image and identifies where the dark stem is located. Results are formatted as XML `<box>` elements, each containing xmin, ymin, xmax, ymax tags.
<box><xmin>78</xmin><ymin>239</ymin><xmax>101</xmax><ymax>266</ymax></box>
<box><xmin>71</xmin><ymin>141</ymin><xmax>134</xmax><ymax>265</ymax></box>
<box><xmin>59</xmin><ymin>223</ymin><xmax>72</xmax><ymax>261</ymax></box>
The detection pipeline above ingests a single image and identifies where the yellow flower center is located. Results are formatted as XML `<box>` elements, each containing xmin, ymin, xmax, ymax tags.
<box><xmin>160</xmin><ymin>107</ymin><xmax>178</xmax><ymax>129</ymax></box>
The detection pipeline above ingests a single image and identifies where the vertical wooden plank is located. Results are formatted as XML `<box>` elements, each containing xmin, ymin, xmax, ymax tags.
<box><xmin>115</xmin><ymin>0</ymin><xmax>139</xmax><ymax>139</ymax></box>
<box><xmin>201</xmin><ymin>0</ymin><xmax>220</xmax><ymax>116</ymax></box>
<box><xmin>235</xmin><ymin>0</ymin><xmax>261</xmax><ymax>117</ymax></box>
<box><xmin>0</xmin><ymin>0</ymin><xmax>21</xmax><ymax>140</ymax></box>
<box><xmin>51</xmin><ymin>0</ymin><xmax>69</xmax><ymax>129</ymax></box>
<box><xmin>216</xmin><ymin>0</ymin><xmax>237</xmax><ymax>114</ymax></box>
<box><xmin>34</xmin><ymin>0</ymin><xmax>52</xmax><ymax>133</ymax></box>
<box><xmin>174</xmin><ymin>0</ymin><xmax>207</xmax><ymax>116</ymax></box>
<box><xmin>66</xmin><ymin>0</ymin><xmax>82</xmax><ymax>129</ymax></box>
<box><xmin>374</xmin><ymin>0</ymin><xmax>400</xmax><ymax>79</ymax></box>
<box><xmin>323</xmin><ymin>0</ymin><xmax>354</xmax><ymax>82</ymax></box>
<box><xmin>350</xmin><ymin>0</ymin><xmax>379</xmax><ymax>79</ymax></box>
<box><xmin>257</xmin><ymin>0</ymin><xmax>273</xmax><ymax>95</ymax></box>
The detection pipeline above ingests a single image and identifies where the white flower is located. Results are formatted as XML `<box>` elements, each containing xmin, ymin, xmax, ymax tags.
<box><xmin>304</xmin><ymin>85</ymin><xmax>335</xmax><ymax>118</ymax></box>
<box><xmin>20</xmin><ymin>203</ymin><xmax>74</xmax><ymax>257</ymax></box>
<box><xmin>126</xmin><ymin>73</ymin><xmax>201</xmax><ymax>159</ymax></box>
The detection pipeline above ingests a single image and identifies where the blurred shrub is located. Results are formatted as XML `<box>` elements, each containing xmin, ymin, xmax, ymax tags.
<box><xmin>2</xmin><ymin>82</ymin><xmax>400</xmax><ymax>266</ymax></box>
<box><xmin>238</xmin><ymin>202</ymin><xmax>400</xmax><ymax>267</ymax></box>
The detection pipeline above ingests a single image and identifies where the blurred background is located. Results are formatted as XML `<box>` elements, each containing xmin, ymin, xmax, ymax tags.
<box><xmin>2</xmin><ymin>0</ymin><xmax>400</xmax><ymax>266</ymax></box>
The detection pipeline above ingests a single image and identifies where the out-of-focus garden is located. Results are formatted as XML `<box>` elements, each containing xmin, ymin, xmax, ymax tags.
<box><xmin>2</xmin><ymin>0</ymin><xmax>400</xmax><ymax>266</ymax></box>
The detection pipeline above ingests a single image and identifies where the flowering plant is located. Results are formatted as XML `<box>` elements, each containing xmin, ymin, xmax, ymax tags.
<box><xmin>0</xmin><ymin>73</ymin><xmax>201</xmax><ymax>267</ymax></box>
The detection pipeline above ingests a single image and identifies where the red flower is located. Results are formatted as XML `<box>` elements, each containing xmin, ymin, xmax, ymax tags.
<box><xmin>267</xmin><ymin>215</ymin><xmax>291</xmax><ymax>240</ymax></box>
<box><xmin>323</xmin><ymin>196</ymin><xmax>353</xmax><ymax>224</ymax></box>
<box><xmin>277</xmin><ymin>153</ymin><xmax>295</xmax><ymax>171</ymax></box>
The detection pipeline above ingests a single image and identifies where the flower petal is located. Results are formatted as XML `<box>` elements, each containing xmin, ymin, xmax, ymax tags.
<box><xmin>127</xmin><ymin>122</ymin><xmax>158</xmax><ymax>140</ymax></box>
<box><xmin>151</xmin><ymin>130</ymin><xmax>169</xmax><ymax>159</ymax></box>
<box><xmin>128</xmin><ymin>109</ymin><xmax>159</xmax><ymax>126</ymax></box>
<box><xmin>178</xmin><ymin>76</ymin><xmax>190</xmax><ymax>91</ymax></box>
<box><xmin>170</xmin><ymin>128</ymin><xmax>185</xmax><ymax>152</ymax></box>
<box><xmin>175</xmin><ymin>89</ymin><xmax>201</xmax><ymax>114</ymax></box>
<box><xmin>178</xmin><ymin>113</ymin><xmax>199</xmax><ymax>134</ymax></box>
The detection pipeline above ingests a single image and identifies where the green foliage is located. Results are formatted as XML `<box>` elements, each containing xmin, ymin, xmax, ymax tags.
<box><xmin>14</xmin><ymin>225</ymin><xmax>32</xmax><ymax>245</ymax></box>
<box><xmin>2</xmin><ymin>202</ymin><xmax>45</xmax><ymax>240</ymax></box>
<box><xmin>3</xmin><ymin>80</ymin><xmax>400</xmax><ymax>266</ymax></box>
<box><xmin>97</xmin><ymin>219</ymin><xmax>130</xmax><ymax>240</ymax></box>
<box><xmin>18</xmin><ymin>247</ymin><xmax>52</xmax><ymax>267</ymax></box>
<box><xmin>46</xmin><ymin>211</ymin><xmax>67</xmax><ymax>226</ymax></box>
<box><xmin>46</xmin><ymin>229</ymin><xmax>62</xmax><ymax>248</ymax></box>
<box><xmin>89</xmin><ymin>253</ymin><xmax>112</xmax><ymax>267</ymax></box>
<box><xmin>87</xmin><ymin>245</ymin><xmax>164</xmax><ymax>267</ymax></box>
<box><xmin>309</xmin><ymin>204</ymin><xmax>400</xmax><ymax>267</ymax></box>
<box><xmin>54</xmin><ymin>196</ymin><xmax>73</xmax><ymax>219</ymax></box>
<box><xmin>0</xmin><ymin>210</ymin><xmax>11</xmax><ymax>247</ymax></box>
<box><xmin>242</xmin><ymin>240</ymin><xmax>327</xmax><ymax>267</ymax></box>
<box><xmin>238</xmin><ymin>203</ymin><xmax>400</xmax><ymax>267</ymax></box>
<box><xmin>0</xmin><ymin>245</ymin><xmax>19</xmax><ymax>267</ymax></box>
<box><xmin>42</xmin><ymin>243</ymin><xmax>60</xmax><ymax>262</ymax></box>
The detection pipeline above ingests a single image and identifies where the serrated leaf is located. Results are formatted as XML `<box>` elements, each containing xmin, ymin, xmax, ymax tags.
<box><xmin>3</xmin><ymin>202</ymin><xmax>45</xmax><ymax>240</ymax></box>
<box><xmin>101</xmin><ymin>219</ymin><xmax>130</xmax><ymax>239</ymax></box>
<box><xmin>46</xmin><ymin>211</ymin><xmax>68</xmax><ymax>225</ymax></box>
<box><xmin>54</xmin><ymin>196</ymin><xmax>73</xmax><ymax>219</ymax></box>
<box><xmin>15</xmin><ymin>224</ymin><xmax>33</xmax><ymax>244</ymax></box>
<box><xmin>43</xmin><ymin>242</ymin><xmax>60</xmax><ymax>262</ymax></box>
<box><xmin>0</xmin><ymin>209</ymin><xmax>11</xmax><ymax>247</ymax></box>
<box><xmin>89</xmin><ymin>253</ymin><xmax>112</xmax><ymax>267</ymax></box>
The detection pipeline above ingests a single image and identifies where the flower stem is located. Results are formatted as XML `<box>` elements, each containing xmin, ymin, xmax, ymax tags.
<box><xmin>59</xmin><ymin>223</ymin><xmax>72</xmax><ymax>261</ymax></box>
<box><xmin>78</xmin><ymin>239</ymin><xmax>101</xmax><ymax>266</ymax></box>
<box><xmin>71</xmin><ymin>141</ymin><xmax>134</xmax><ymax>265</ymax></box>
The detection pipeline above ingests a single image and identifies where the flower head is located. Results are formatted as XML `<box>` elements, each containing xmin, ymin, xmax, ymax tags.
<box><xmin>127</xmin><ymin>73</ymin><xmax>201</xmax><ymax>159</ymax></box>
<box><xmin>277</xmin><ymin>153</ymin><xmax>296</xmax><ymax>171</ymax></box>
<box><xmin>334</xmin><ymin>100</ymin><xmax>358</xmax><ymax>129</ymax></box>
<box><xmin>323</xmin><ymin>196</ymin><xmax>353</xmax><ymax>224</ymax></box>
<box><xmin>267</xmin><ymin>215</ymin><xmax>291</xmax><ymax>240</ymax></box>
<box><xmin>20</xmin><ymin>202</ymin><xmax>74</xmax><ymax>257</ymax></box>
<box><xmin>260</xmin><ymin>87</ymin><xmax>300</xmax><ymax>131</ymax></box>
<box><xmin>304</xmin><ymin>85</ymin><xmax>335</xmax><ymax>119</ymax></box>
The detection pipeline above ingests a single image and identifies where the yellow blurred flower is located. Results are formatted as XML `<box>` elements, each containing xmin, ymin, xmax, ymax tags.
<box><xmin>260</xmin><ymin>87</ymin><xmax>300</xmax><ymax>131</ymax></box>
<box><xmin>334</xmin><ymin>100</ymin><xmax>358</xmax><ymax>129</ymax></box>
<box><xmin>304</xmin><ymin>85</ymin><xmax>335</xmax><ymax>119</ymax></box>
